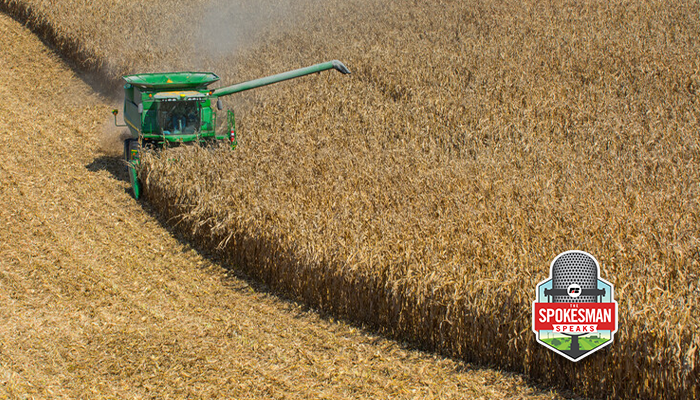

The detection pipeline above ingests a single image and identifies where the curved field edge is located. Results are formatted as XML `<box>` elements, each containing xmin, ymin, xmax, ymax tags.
<box><xmin>140</xmin><ymin>144</ymin><xmax>699</xmax><ymax>400</ymax></box>
<box><xmin>3</xmin><ymin>0</ymin><xmax>698</xmax><ymax>398</ymax></box>
<box><xmin>0</xmin><ymin>0</ymin><xmax>122</xmax><ymax>91</ymax></box>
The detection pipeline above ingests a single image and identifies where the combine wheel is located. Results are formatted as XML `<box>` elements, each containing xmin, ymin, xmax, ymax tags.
<box><xmin>124</xmin><ymin>139</ymin><xmax>142</xmax><ymax>199</ymax></box>
<box><xmin>128</xmin><ymin>164</ymin><xmax>140</xmax><ymax>199</ymax></box>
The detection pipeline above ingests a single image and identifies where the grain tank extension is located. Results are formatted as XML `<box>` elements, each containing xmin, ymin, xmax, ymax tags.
<box><xmin>113</xmin><ymin>60</ymin><xmax>351</xmax><ymax>199</ymax></box>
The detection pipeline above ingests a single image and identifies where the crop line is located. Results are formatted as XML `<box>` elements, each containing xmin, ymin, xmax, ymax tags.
<box><xmin>0</xmin><ymin>0</ymin><xmax>122</xmax><ymax>93</ymax></box>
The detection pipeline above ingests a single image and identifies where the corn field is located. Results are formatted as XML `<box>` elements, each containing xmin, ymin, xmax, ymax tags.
<box><xmin>2</xmin><ymin>0</ymin><xmax>698</xmax><ymax>398</ymax></box>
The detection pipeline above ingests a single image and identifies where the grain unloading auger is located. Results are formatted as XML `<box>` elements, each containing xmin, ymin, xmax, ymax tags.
<box><xmin>113</xmin><ymin>60</ymin><xmax>351</xmax><ymax>199</ymax></box>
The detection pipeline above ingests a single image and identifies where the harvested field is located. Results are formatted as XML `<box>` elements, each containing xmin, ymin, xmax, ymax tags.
<box><xmin>3</xmin><ymin>0</ymin><xmax>700</xmax><ymax>399</ymax></box>
<box><xmin>0</xmin><ymin>9</ymin><xmax>568</xmax><ymax>400</ymax></box>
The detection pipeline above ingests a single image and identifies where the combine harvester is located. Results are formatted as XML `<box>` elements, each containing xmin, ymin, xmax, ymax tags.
<box><xmin>113</xmin><ymin>60</ymin><xmax>351</xmax><ymax>198</ymax></box>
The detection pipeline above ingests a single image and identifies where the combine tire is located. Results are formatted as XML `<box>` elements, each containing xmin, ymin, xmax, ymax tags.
<box><xmin>124</xmin><ymin>139</ymin><xmax>142</xmax><ymax>199</ymax></box>
<box><xmin>128</xmin><ymin>163</ymin><xmax>140</xmax><ymax>199</ymax></box>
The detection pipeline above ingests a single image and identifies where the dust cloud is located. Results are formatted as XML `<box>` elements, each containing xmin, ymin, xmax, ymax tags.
<box><xmin>194</xmin><ymin>0</ymin><xmax>315</xmax><ymax>63</ymax></box>
<box><xmin>98</xmin><ymin>107</ymin><xmax>130</xmax><ymax>156</ymax></box>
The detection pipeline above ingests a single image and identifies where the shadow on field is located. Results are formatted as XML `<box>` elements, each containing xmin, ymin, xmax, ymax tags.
<box><xmin>86</xmin><ymin>155</ymin><xmax>129</xmax><ymax>182</ymax></box>
<box><xmin>83</xmin><ymin>154</ymin><xmax>581</xmax><ymax>400</ymax></box>
<box><xmin>122</xmin><ymin>182</ymin><xmax>584</xmax><ymax>400</ymax></box>
<box><xmin>134</xmin><ymin>205</ymin><xmax>585</xmax><ymax>400</ymax></box>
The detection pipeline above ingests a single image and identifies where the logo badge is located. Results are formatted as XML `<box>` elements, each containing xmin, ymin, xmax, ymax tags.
<box><xmin>532</xmin><ymin>250</ymin><xmax>618</xmax><ymax>361</ymax></box>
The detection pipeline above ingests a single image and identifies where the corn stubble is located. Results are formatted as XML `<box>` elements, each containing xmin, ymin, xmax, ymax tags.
<box><xmin>6</xmin><ymin>0</ymin><xmax>699</xmax><ymax>398</ymax></box>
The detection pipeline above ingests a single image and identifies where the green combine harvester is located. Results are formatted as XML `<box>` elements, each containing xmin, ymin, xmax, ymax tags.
<box><xmin>113</xmin><ymin>60</ymin><xmax>351</xmax><ymax>199</ymax></box>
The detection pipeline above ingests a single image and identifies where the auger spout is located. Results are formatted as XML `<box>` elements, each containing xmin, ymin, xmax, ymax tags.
<box><xmin>211</xmin><ymin>60</ymin><xmax>350</xmax><ymax>97</ymax></box>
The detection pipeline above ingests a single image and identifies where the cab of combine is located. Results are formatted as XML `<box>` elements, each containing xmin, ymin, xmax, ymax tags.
<box><xmin>116</xmin><ymin>71</ymin><xmax>228</xmax><ymax>143</ymax></box>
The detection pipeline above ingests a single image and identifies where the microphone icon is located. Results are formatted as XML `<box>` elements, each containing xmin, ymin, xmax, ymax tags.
<box><xmin>543</xmin><ymin>251</ymin><xmax>606</xmax><ymax>357</ymax></box>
